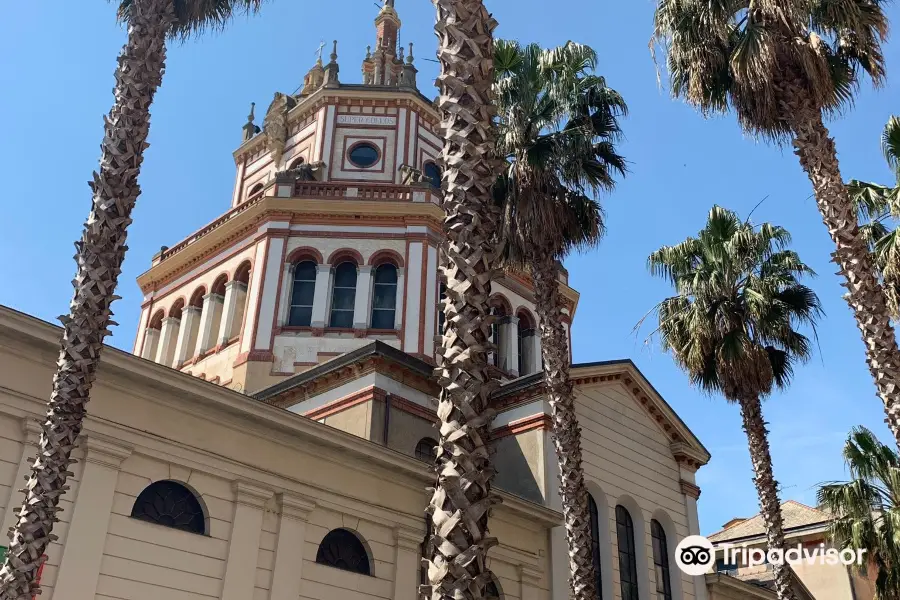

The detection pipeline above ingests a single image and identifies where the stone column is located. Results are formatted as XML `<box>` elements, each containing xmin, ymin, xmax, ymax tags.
<box><xmin>221</xmin><ymin>481</ymin><xmax>273</xmax><ymax>600</ymax></box>
<box><xmin>2</xmin><ymin>419</ymin><xmax>42</xmax><ymax>535</ymax></box>
<box><xmin>394</xmin><ymin>268</ymin><xmax>405</xmax><ymax>330</ymax></box>
<box><xmin>393</xmin><ymin>527</ymin><xmax>422</xmax><ymax>600</ymax></box>
<box><xmin>173</xmin><ymin>306</ymin><xmax>202</xmax><ymax>367</ymax></box>
<box><xmin>530</xmin><ymin>334</ymin><xmax>542</xmax><ymax>375</ymax></box>
<box><xmin>154</xmin><ymin>317</ymin><xmax>181</xmax><ymax>366</ymax></box>
<box><xmin>353</xmin><ymin>266</ymin><xmax>374</xmax><ymax>330</ymax></box>
<box><xmin>500</xmin><ymin>315</ymin><xmax>520</xmax><ymax>375</ymax></box>
<box><xmin>54</xmin><ymin>436</ymin><xmax>133</xmax><ymax>600</ymax></box>
<box><xmin>269</xmin><ymin>492</ymin><xmax>316</xmax><ymax>600</ymax></box>
<box><xmin>140</xmin><ymin>328</ymin><xmax>160</xmax><ymax>360</ymax></box>
<box><xmin>218</xmin><ymin>281</ymin><xmax>248</xmax><ymax>346</ymax></box>
<box><xmin>519</xmin><ymin>564</ymin><xmax>542</xmax><ymax>600</ymax></box>
<box><xmin>194</xmin><ymin>292</ymin><xmax>225</xmax><ymax>356</ymax></box>
<box><xmin>310</xmin><ymin>265</ymin><xmax>333</xmax><ymax>329</ymax></box>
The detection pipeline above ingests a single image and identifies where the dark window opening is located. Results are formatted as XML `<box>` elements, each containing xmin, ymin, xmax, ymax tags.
<box><xmin>130</xmin><ymin>480</ymin><xmax>205</xmax><ymax>535</ymax></box>
<box><xmin>415</xmin><ymin>438</ymin><xmax>438</xmax><ymax>463</ymax></box>
<box><xmin>651</xmin><ymin>519</ymin><xmax>672</xmax><ymax>600</ymax></box>
<box><xmin>371</xmin><ymin>264</ymin><xmax>398</xmax><ymax>329</ymax></box>
<box><xmin>616</xmin><ymin>505</ymin><xmax>639</xmax><ymax>600</ymax></box>
<box><xmin>289</xmin><ymin>261</ymin><xmax>317</xmax><ymax>327</ymax></box>
<box><xmin>316</xmin><ymin>528</ymin><xmax>371</xmax><ymax>575</ymax></box>
<box><xmin>330</xmin><ymin>262</ymin><xmax>358</xmax><ymax>328</ymax></box>
<box><xmin>348</xmin><ymin>142</ymin><xmax>380</xmax><ymax>168</ymax></box>
<box><xmin>423</xmin><ymin>162</ymin><xmax>442</xmax><ymax>188</ymax></box>
<box><xmin>589</xmin><ymin>494</ymin><xmax>603</xmax><ymax>599</ymax></box>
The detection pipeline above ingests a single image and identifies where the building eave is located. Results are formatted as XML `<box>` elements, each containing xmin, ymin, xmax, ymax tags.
<box><xmin>0</xmin><ymin>304</ymin><xmax>564</xmax><ymax>529</ymax></box>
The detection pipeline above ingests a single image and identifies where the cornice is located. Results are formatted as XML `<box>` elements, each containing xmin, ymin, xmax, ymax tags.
<box><xmin>233</xmin><ymin>480</ymin><xmax>275</xmax><ymax>509</ymax></box>
<box><xmin>277</xmin><ymin>491</ymin><xmax>316</xmax><ymax>521</ymax></box>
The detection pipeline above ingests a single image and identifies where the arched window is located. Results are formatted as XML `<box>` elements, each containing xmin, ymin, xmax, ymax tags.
<box><xmin>131</xmin><ymin>480</ymin><xmax>206</xmax><ymax>535</ymax></box>
<box><xmin>437</xmin><ymin>282</ymin><xmax>447</xmax><ymax>335</ymax></box>
<box><xmin>616</xmin><ymin>505</ymin><xmax>639</xmax><ymax>600</ymax></box>
<box><xmin>248</xmin><ymin>183</ymin><xmax>264</xmax><ymax>199</ymax></box>
<box><xmin>415</xmin><ymin>438</ymin><xmax>438</xmax><ymax>462</ymax></box>
<box><xmin>486</xmin><ymin>578</ymin><xmax>502</xmax><ymax>599</ymax></box>
<box><xmin>289</xmin><ymin>156</ymin><xmax>306</xmax><ymax>169</ymax></box>
<box><xmin>371</xmin><ymin>263</ymin><xmax>398</xmax><ymax>330</ymax></box>
<box><xmin>289</xmin><ymin>261</ymin><xmax>317</xmax><ymax>327</ymax></box>
<box><xmin>316</xmin><ymin>528</ymin><xmax>371</xmax><ymax>575</ymax></box>
<box><xmin>589</xmin><ymin>494</ymin><xmax>603</xmax><ymax>600</ymax></box>
<box><xmin>651</xmin><ymin>519</ymin><xmax>672</xmax><ymax>600</ymax></box>
<box><xmin>488</xmin><ymin>304</ymin><xmax>508</xmax><ymax>368</ymax></box>
<box><xmin>517</xmin><ymin>311</ymin><xmax>536</xmax><ymax>376</ymax></box>
<box><xmin>423</xmin><ymin>162</ymin><xmax>442</xmax><ymax>189</ymax></box>
<box><xmin>330</xmin><ymin>262</ymin><xmax>358</xmax><ymax>328</ymax></box>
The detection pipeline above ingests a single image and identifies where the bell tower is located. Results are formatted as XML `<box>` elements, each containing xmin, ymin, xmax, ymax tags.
<box><xmin>131</xmin><ymin>0</ymin><xmax>579</xmax><ymax>394</ymax></box>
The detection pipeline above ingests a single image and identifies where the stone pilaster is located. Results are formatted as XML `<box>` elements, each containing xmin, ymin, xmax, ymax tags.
<box><xmin>393</xmin><ymin>527</ymin><xmax>422</xmax><ymax>600</ymax></box>
<box><xmin>1</xmin><ymin>419</ymin><xmax>42</xmax><ymax>535</ymax></box>
<box><xmin>269</xmin><ymin>492</ymin><xmax>316</xmax><ymax>600</ymax></box>
<box><xmin>54</xmin><ymin>436</ymin><xmax>133</xmax><ymax>600</ymax></box>
<box><xmin>154</xmin><ymin>317</ymin><xmax>181</xmax><ymax>366</ymax></box>
<box><xmin>218</xmin><ymin>281</ymin><xmax>248</xmax><ymax>346</ymax></box>
<box><xmin>353</xmin><ymin>266</ymin><xmax>374</xmax><ymax>329</ymax></box>
<box><xmin>140</xmin><ymin>328</ymin><xmax>160</xmax><ymax>360</ymax></box>
<box><xmin>394</xmin><ymin>268</ymin><xmax>405</xmax><ymax>330</ymax></box>
<box><xmin>195</xmin><ymin>292</ymin><xmax>225</xmax><ymax>356</ymax></box>
<box><xmin>221</xmin><ymin>481</ymin><xmax>274</xmax><ymax>600</ymax></box>
<box><xmin>173</xmin><ymin>306</ymin><xmax>202</xmax><ymax>367</ymax></box>
<box><xmin>310</xmin><ymin>265</ymin><xmax>332</xmax><ymax>329</ymax></box>
<box><xmin>518</xmin><ymin>564</ymin><xmax>542</xmax><ymax>600</ymax></box>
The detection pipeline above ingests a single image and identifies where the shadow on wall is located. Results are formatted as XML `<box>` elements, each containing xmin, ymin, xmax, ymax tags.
<box><xmin>491</xmin><ymin>434</ymin><xmax>544</xmax><ymax>504</ymax></box>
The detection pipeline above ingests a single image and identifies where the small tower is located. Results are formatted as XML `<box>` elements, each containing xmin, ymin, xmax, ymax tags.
<box><xmin>362</xmin><ymin>0</ymin><xmax>406</xmax><ymax>86</ymax></box>
<box><xmin>323</xmin><ymin>40</ymin><xmax>340</xmax><ymax>88</ymax></box>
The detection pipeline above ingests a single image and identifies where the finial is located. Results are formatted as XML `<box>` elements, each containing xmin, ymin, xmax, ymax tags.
<box><xmin>242</xmin><ymin>102</ymin><xmax>258</xmax><ymax>142</ymax></box>
<box><xmin>315</xmin><ymin>40</ymin><xmax>326</xmax><ymax>66</ymax></box>
<box><xmin>366</xmin><ymin>45</ymin><xmax>371</xmax><ymax>59</ymax></box>
<box><xmin>398</xmin><ymin>46</ymin><xmax>405</xmax><ymax>61</ymax></box>
<box><xmin>407</xmin><ymin>42</ymin><xmax>414</xmax><ymax>64</ymax></box>
<box><xmin>330</xmin><ymin>40</ymin><xmax>338</xmax><ymax>63</ymax></box>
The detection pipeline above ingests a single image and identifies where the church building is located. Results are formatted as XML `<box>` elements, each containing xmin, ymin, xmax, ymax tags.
<box><xmin>0</xmin><ymin>3</ymin><xmax>737</xmax><ymax>600</ymax></box>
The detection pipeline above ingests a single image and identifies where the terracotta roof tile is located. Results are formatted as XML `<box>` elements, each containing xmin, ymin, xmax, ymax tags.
<box><xmin>708</xmin><ymin>501</ymin><xmax>831</xmax><ymax>543</ymax></box>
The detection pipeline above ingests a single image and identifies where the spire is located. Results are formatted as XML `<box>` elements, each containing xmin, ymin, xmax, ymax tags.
<box><xmin>242</xmin><ymin>102</ymin><xmax>259</xmax><ymax>142</ymax></box>
<box><xmin>400</xmin><ymin>42</ymin><xmax>417</xmax><ymax>89</ymax></box>
<box><xmin>324</xmin><ymin>40</ymin><xmax>340</xmax><ymax>88</ymax></box>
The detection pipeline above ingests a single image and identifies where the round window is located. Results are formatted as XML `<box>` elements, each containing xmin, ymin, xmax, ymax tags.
<box><xmin>423</xmin><ymin>162</ymin><xmax>442</xmax><ymax>188</ymax></box>
<box><xmin>348</xmin><ymin>142</ymin><xmax>380</xmax><ymax>168</ymax></box>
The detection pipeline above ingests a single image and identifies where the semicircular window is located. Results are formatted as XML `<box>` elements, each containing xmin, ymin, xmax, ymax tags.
<box><xmin>348</xmin><ymin>142</ymin><xmax>380</xmax><ymax>168</ymax></box>
<box><xmin>130</xmin><ymin>480</ymin><xmax>206</xmax><ymax>535</ymax></box>
<box><xmin>316</xmin><ymin>528</ymin><xmax>371</xmax><ymax>575</ymax></box>
<box><xmin>423</xmin><ymin>162</ymin><xmax>442</xmax><ymax>188</ymax></box>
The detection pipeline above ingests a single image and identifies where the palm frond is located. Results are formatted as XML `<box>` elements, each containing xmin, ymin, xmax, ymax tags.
<box><xmin>116</xmin><ymin>0</ymin><xmax>265</xmax><ymax>39</ymax></box>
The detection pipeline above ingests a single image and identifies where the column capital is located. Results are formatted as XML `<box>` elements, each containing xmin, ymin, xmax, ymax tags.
<box><xmin>277</xmin><ymin>492</ymin><xmax>316</xmax><ymax>522</ymax></box>
<box><xmin>161</xmin><ymin>316</ymin><xmax>181</xmax><ymax>326</ymax></box>
<box><xmin>358</xmin><ymin>265</ymin><xmax>373</xmax><ymax>275</ymax></box>
<box><xmin>394</xmin><ymin>526</ymin><xmax>422</xmax><ymax>552</ymax></box>
<box><xmin>84</xmin><ymin>436</ymin><xmax>133</xmax><ymax>469</ymax></box>
<box><xmin>234</xmin><ymin>481</ymin><xmax>274</xmax><ymax>508</ymax></box>
<box><xmin>518</xmin><ymin>564</ymin><xmax>542</xmax><ymax>586</ymax></box>
<box><xmin>225</xmin><ymin>280</ymin><xmax>248</xmax><ymax>292</ymax></box>
<box><xmin>680</xmin><ymin>479</ymin><xmax>701</xmax><ymax>499</ymax></box>
<box><xmin>183</xmin><ymin>305</ymin><xmax>203</xmax><ymax>316</ymax></box>
<box><xmin>203</xmin><ymin>292</ymin><xmax>225</xmax><ymax>303</ymax></box>
<box><xmin>316</xmin><ymin>264</ymin><xmax>333</xmax><ymax>275</ymax></box>
<box><xmin>22</xmin><ymin>418</ymin><xmax>42</xmax><ymax>446</ymax></box>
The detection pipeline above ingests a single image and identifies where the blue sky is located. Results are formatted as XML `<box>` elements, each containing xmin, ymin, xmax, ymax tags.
<box><xmin>2</xmin><ymin>0</ymin><xmax>899</xmax><ymax>536</ymax></box>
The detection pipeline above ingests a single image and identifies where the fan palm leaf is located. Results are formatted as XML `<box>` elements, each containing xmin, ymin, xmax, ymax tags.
<box><xmin>647</xmin><ymin>206</ymin><xmax>823</xmax><ymax>600</ymax></box>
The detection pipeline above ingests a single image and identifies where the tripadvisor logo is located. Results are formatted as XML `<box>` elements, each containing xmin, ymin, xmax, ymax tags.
<box><xmin>674</xmin><ymin>535</ymin><xmax>868</xmax><ymax>576</ymax></box>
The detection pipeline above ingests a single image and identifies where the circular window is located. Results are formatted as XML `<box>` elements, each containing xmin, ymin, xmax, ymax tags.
<box><xmin>348</xmin><ymin>142</ymin><xmax>380</xmax><ymax>169</ymax></box>
<box><xmin>423</xmin><ymin>162</ymin><xmax>442</xmax><ymax>188</ymax></box>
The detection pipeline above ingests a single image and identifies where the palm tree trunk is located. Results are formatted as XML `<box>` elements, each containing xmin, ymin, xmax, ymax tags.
<box><xmin>0</xmin><ymin>1</ymin><xmax>174</xmax><ymax>598</ymax></box>
<box><xmin>531</xmin><ymin>253</ymin><xmax>597</xmax><ymax>600</ymax></box>
<box><xmin>425</xmin><ymin>1</ymin><xmax>500</xmax><ymax>599</ymax></box>
<box><xmin>738</xmin><ymin>393</ymin><xmax>796</xmax><ymax>600</ymax></box>
<box><xmin>790</xmin><ymin>109</ymin><xmax>900</xmax><ymax>450</ymax></box>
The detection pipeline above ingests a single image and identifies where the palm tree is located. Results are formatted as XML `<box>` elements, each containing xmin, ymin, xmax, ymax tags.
<box><xmin>0</xmin><ymin>2</ymin><xmax>263</xmax><ymax>598</ymax></box>
<box><xmin>424</xmin><ymin>1</ymin><xmax>501</xmax><ymax>599</ymax></box>
<box><xmin>650</xmin><ymin>0</ymin><xmax>900</xmax><ymax>449</ymax></box>
<box><xmin>819</xmin><ymin>426</ymin><xmax>900</xmax><ymax>600</ymax></box>
<box><xmin>647</xmin><ymin>206</ymin><xmax>823</xmax><ymax>600</ymax></box>
<box><xmin>492</xmin><ymin>40</ymin><xmax>626</xmax><ymax>600</ymax></box>
<box><xmin>850</xmin><ymin>116</ymin><xmax>900</xmax><ymax>319</ymax></box>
